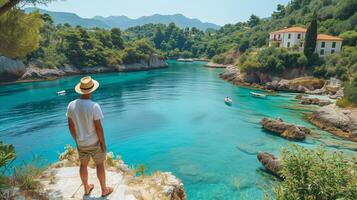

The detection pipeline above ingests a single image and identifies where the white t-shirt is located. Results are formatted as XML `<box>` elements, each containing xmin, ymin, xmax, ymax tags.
<box><xmin>66</xmin><ymin>99</ymin><xmax>104</xmax><ymax>147</ymax></box>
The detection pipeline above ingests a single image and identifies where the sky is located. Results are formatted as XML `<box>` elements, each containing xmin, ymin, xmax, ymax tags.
<box><xmin>28</xmin><ymin>0</ymin><xmax>291</xmax><ymax>25</ymax></box>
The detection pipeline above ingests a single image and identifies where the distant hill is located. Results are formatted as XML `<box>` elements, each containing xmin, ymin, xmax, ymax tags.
<box><xmin>24</xmin><ymin>7</ymin><xmax>220</xmax><ymax>30</ymax></box>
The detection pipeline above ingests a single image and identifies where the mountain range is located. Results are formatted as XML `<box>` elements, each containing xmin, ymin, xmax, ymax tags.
<box><xmin>24</xmin><ymin>7</ymin><xmax>220</xmax><ymax>30</ymax></box>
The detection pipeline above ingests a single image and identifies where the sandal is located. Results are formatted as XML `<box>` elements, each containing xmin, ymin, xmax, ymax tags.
<box><xmin>101</xmin><ymin>187</ymin><xmax>114</xmax><ymax>197</ymax></box>
<box><xmin>84</xmin><ymin>184</ymin><xmax>94</xmax><ymax>196</ymax></box>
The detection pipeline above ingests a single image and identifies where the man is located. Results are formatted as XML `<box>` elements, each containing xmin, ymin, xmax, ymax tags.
<box><xmin>66</xmin><ymin>76</ymin><xmax>113</xmax><ymax>197</ymax></box>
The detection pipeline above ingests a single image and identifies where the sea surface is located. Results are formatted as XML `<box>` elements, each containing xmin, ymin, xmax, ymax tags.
<box><xmin>0</xmin><ymin>61</ymin><xmax>356</xmax><ymax>199</ymax></box>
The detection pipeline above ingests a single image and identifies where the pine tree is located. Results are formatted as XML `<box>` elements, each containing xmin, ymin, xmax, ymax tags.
<box><xmin>304</xmin><ymin>12</ymin><xmax>318</xmax><ymax>66</ymax></box>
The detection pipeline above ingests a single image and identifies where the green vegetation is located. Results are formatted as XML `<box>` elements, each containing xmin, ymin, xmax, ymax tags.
<box><xmin>13</xmin><ymin>158</ymin><xmax>45</xmax><ymax>190</ymax></box>
<box><xmin>0</xmin><ymin>141</ymin><xmax>16</xmax><ymax>189</ymax></box>
<box><xmin>0</xmin><ymin>9</ymin><xmax>42</xmax><ymax>58</ymax></box>
<box><xmin>304</xmin><ymin>12</ymin><xmax>318</xmax><ymax>66</ymax></box>
<box><xmin>239</xmin><ymin>47</ymin><xmax>307</xmax><ymax>74</ymax></box>
<box><xmin>273</xmin><ymin>145</ymin><xmax>357</xmax><ymax>200</ymax></box>
<box><xmin>25</xmin><ymin>15</ymin><xmax>158</xmax><ymax>68</ymax></box>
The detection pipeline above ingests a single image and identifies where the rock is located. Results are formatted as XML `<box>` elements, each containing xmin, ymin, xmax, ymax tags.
<box><xmin>12</xmin><ymin>147</ymin><xmax>186</xmax><ymax>200</ymax></box>
<box><xmin>219</xmin><ymin>65</ymin><xmax>240</xmax><ymax>80</ymax></box>
<box><xmin>0</xmin><ymin>56</ymin><xmax>26</xmax><ymax>82</ymax></box>
<box><xmin>295</xmin><ymin>95</ymin><xmax>331</xmax><ymax>106</ymax></box>
<box><xmin>307</xmin><ymin>104</ymin><xmax>357</xmax><ymax>142</ymax></box>
<box><xmin>257</xmin><ymin>152</ymin><xmax>281</xmax><ymax>177</ymax></box>
<box><xmin>241</xmin><ymin>71</ymin><xmax>260</xmax><ymax>83</ymax></box>
<box><xmin>20</xmin><ymin>67</ymin><xmax>65</xmax><ymax>80</ymax></box>
<box><xmin>261</xmin><ymin>118</ymin><xmax>310</xmax><ymax>140</ymax></box>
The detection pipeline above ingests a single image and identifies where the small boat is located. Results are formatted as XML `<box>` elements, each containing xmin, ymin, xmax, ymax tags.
<box><xmin>224</xmin><ymin>97</ymin><xmax>233</xmax><ymax>105</ymax></box>
<box><xmin>177</xmin><ymin>58</ymin><xmax>194</xmax><ymax>62</ymax></box>
<box><xmin>56</xmin><ymin>90</ymin><xmax>66</xmax><ymax>96</ymax></box>
<box><xmin>250</xmin><ymin>92</ymin><xmax>267</xmax><ymax>99</ymax></box>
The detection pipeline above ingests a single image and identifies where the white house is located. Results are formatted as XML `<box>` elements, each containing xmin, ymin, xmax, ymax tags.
<box><xmin>269</xmin><ymin>27</ymin><xmax>343</xmax><ymax>57</ymax></box>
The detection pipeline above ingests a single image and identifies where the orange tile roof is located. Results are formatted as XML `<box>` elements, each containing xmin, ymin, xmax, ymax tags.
<box><xmin>317</xmin><ymin>34</ymin><xmax>343</xmax><ymax>41</ymax></box>
<box><xmin>271</xmin><ymin>27</ymin><xmax>307</xmax><ymax>34</ymax></box>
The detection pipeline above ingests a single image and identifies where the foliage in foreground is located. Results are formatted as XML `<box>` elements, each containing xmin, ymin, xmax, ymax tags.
<box><xmin>0</xmin><ymin>9</ymin><xmax>42</xmax><ymax>58</ymax></box>
<box><xmin>273</xmin><ymin>144</ymin><xmax>357</xmax><ymax>200</ymax></box>
<box><xmin>0</xmin><ymin>141</ymin><xmax>16</xmax><ymax>189</ymax></box>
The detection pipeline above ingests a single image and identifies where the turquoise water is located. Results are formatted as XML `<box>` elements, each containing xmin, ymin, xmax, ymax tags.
<box><xmin>0</xmin><ymin>61</ymin><xmax>356</xmax><ymax>199</ymax></box>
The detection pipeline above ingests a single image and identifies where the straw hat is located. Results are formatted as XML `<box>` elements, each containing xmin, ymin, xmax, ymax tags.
<box><xmin>75</xmin><ymin>76</ymin><xmax>99</xmax><ymax>94</ymax></box>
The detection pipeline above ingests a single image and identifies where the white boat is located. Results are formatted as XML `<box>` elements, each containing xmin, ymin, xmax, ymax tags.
<box><xmin>224</xmin><ymin>97</ymin><xmax>233</xmax><ymax>105</ymax></box>
<box><xmin>56</xmin><ymin>90</ymin><xmax>66</xmax><ymax>96</ymax></box>
<box><xmin>250</xmin><ymin>92</ymin><xmax>267</xmax><ymax>99</ymax></box>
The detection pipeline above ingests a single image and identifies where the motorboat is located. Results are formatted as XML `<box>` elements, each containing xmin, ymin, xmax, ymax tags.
<box><xmin>224</xmin><ymin>97</ymin><xmax>233</xmax><ymax>105</ymax></box>
<box><xmin>57</xmin><ymin>90</ymin><xmax>66</xmax><ymax>96</ymax></box>
<box><xmin>250</xmin><ymin>92</ymin><xmax>267</xmax><ymax>99</ymax></box>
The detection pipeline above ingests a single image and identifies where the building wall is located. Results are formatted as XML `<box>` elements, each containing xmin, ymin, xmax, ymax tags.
<box><xmin>269</xmin><ymin>32</ymin><xmax>305</xmax><ymax>49</ymax></box>
<box><xmin>316</xmin><ymin>40</ymin><xmax>342</xmax><ymax>57</ymax></box>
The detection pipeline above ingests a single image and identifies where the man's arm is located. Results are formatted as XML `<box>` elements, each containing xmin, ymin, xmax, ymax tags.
<box><xmin>94</xmin><ymin>119</ymin><xmax>106</xmax><ymax>153</ymax></box>
<box><xmin>68</xmin><ymin>117</ymin><xmax>78</xmax><ymax>145</ymax></box>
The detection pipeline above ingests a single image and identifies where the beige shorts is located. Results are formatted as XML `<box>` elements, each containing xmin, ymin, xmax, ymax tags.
<box><xmin>78</xmin><ymin>142</ymin><xmax>106</xmax><ymax>165</ymax></box>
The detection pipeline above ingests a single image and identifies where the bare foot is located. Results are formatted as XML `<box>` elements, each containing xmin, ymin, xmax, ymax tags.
<box><xmin>84</xmin><ymin>184</ymin><xmax>94</xmax><ymax>196</ymax></box>
<box><xmin>101</xmin><ymin>187</ymin><xmax>114</xmax><ymax>197</ymax></box>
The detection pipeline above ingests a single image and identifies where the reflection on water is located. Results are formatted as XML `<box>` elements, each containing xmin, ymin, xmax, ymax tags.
<box><xmin>0</xmin><ymin>61</ymin><xmax>356</xmax><ymax>199</ymax></box>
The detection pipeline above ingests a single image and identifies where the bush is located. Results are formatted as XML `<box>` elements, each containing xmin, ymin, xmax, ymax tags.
<box><xmin>239</xmin><ymin>47</ymin><xmax>307</xmax><ymax>74</ymax></box>
<box><xmin>0</xmin><ymin>142</ymin><xmax>16</xmax><ymax>189</ymax></box>
<box><xmin>343</xmin><ymin>74</ymin><xmax>357</xmax><ymax>104</ymax></box>
<box><xmin>13</xmin><ymin>158</ymin><xmax>45</xmax><ymax>191</ymax></box>
<box><xmin>273</xmin><ymin>144</ymin><xmax>357</xmax><ymax>200</ymax></box>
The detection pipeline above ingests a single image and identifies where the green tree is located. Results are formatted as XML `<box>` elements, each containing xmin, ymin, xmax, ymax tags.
<box><xmin>0</xmin><ymin>9</ymin><xmax>42</xmax><ymax>58</ymax></box>
<box><xmin>304</xmin><ymin>12</ymin><xmax>318</xmax><ymax>66</ymax></box>
<box><xmin>247</xmin><ymin>14</ymin><xmax>260</xmax><ymax>27</ymax></box>
<box><xmin>111</xmin><ymin>28</ymin><xmax>124</xmax><ymax>49</ymax></box>
<box><xmin>0</xmin><ymin>0</ymin><xmax>56</xmax><ymax>16</ymax></box>
<box><xmin>153</xmin><ymin>27</ymin><xmax>164</xmax><ymax>49</ymax></box>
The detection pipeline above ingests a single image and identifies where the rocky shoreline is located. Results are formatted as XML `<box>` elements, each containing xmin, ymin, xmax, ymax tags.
<box><xmin>5</xmin><ymin>146</ymin><xmax>186</xmax><ymax>200</ymax></box>
<box><xmin>218</xmin><ymin>65</ymin><xmax>357</xmax><ymax>144</ymax></box>
<box><xmin>219</xmin><ymin>66</ymin><xmax>343</xmax><ymax>97</ymax></box>
<box><xmin>0</xmin><ymin>55</ymin><xmax>168</xmax><ymax>84</ymax></box>
<box><xmin>204</xmin><ymin>62</ymin><xmax>230</xmax><ymax>68</ymax></box>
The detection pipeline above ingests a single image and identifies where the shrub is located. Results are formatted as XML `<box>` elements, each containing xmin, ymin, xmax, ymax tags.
<box><xmin>273</xmin><ymin>144</ymin><xmax>357</xmax><ymax>200</ymax></box>
<box><xmin>13</xmin><ymin>158</ymin><xmax>45</xmax><ymax>191</ymax></box>
<box><xmin>343</xmin><ymin>74</ymin><xmax>357</xmax><ymax>104</ymax></box>
<box><xmin>0</xmin><ymin>142</ymin><xmax>16</xmax><ymax>189</ymax></box>
<box><xmin>239</xmin><ymin>47</ymin><xmax>307</xmax><ymax>74</ymax></box>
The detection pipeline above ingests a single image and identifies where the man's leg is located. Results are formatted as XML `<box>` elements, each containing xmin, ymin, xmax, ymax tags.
<box><xmin>96</xmin><ymin>163</ymin><xmax>109</xmax><ymax>195</ymax></box>
<box><xmin>80</xmin><ymin>161</ymin><xmax>93</xmax><ymax>194</ymax></box>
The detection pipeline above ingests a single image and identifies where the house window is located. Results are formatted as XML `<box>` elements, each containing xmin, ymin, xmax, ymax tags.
<box><xmin>321</xmin><ymin>42</ymin><xmax>325</xmax><ymax>48</ymax></box>
<box><xmin>287</xmin><ymin>42</ymin><xmax>291</xmax><ymax>48</ymax></box>
<box><xmin>331</xmin><ymin>49</ymin><xmax>335</xmax><ymax>54</ymax></box>
<box><xmin>288</xmin><ymin>34</ymin><xmax>291</xmax><ymax>39</ymax></box>
<box><xmin>297</xmin><ymin>34</ymin><xmax>301</xmax><ymax>39</ymax></box>
<box><xmin>278</xmin><ymin>34</ymin><xmax>280</xmax><ymax>39</ymax></box>
<box><xmin>320</xmin><ymin>49</ymin><xmax>325</xmax><ymax>55</ymax></box>
<box><xmin>332</xmin><ymin>42</ymin><xmax>336</xmax><ymax>48</ymax></box>
<box><xmin>300</xmin><ymin>42</ymin><xmax>304</xmax><ymax>47</ymax></box>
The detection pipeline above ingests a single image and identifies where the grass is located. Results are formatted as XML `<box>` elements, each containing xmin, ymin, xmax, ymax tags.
<box><xmin>336</xmin><ymin>97</ymin><xmax>357</xmax><ymax>108</ymax></box>
<box><xmin>12</xmin><ymin>158</ymin><xmax>45</xmax><ymax>191</ymax></box>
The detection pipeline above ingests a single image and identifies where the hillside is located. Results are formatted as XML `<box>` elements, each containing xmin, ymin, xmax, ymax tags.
<box><xmin>24</xmin><ymin>7</ymin><xmax>220</xmax><ymax>30</ymax></box>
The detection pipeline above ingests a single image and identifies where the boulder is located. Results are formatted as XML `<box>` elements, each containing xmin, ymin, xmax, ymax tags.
<box><xmin>261</xmin><ymin>118</ymin><xmax>310</xmax><ymax>140</ymax></box>
<box><xmin>295</xmin><ymin>95</ymin><xmax>332</xmax><ymax>106</ymax></box>
<box><xmin>308</xmin><ymin>104</ymin><xmax>357</xmax><ymax>142</ymax></box>
<box><xmin>20</xmin><ymin>67</ymin><xmax>65</xmax><ymax>80</ymax></box>
<box><xmin>257</xmin><ymin>152</ymin><xmax>281</xmax><ymax>177</ymax></box>
<box><xmin>242</xmin><ymin>71</ymin><xmax>260</xmax><ymax>83</ymax></box>
<box><xmin>0</xmin><ymin>56</ymin><xmax>26</xmax><ymax>82</ymax></box>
